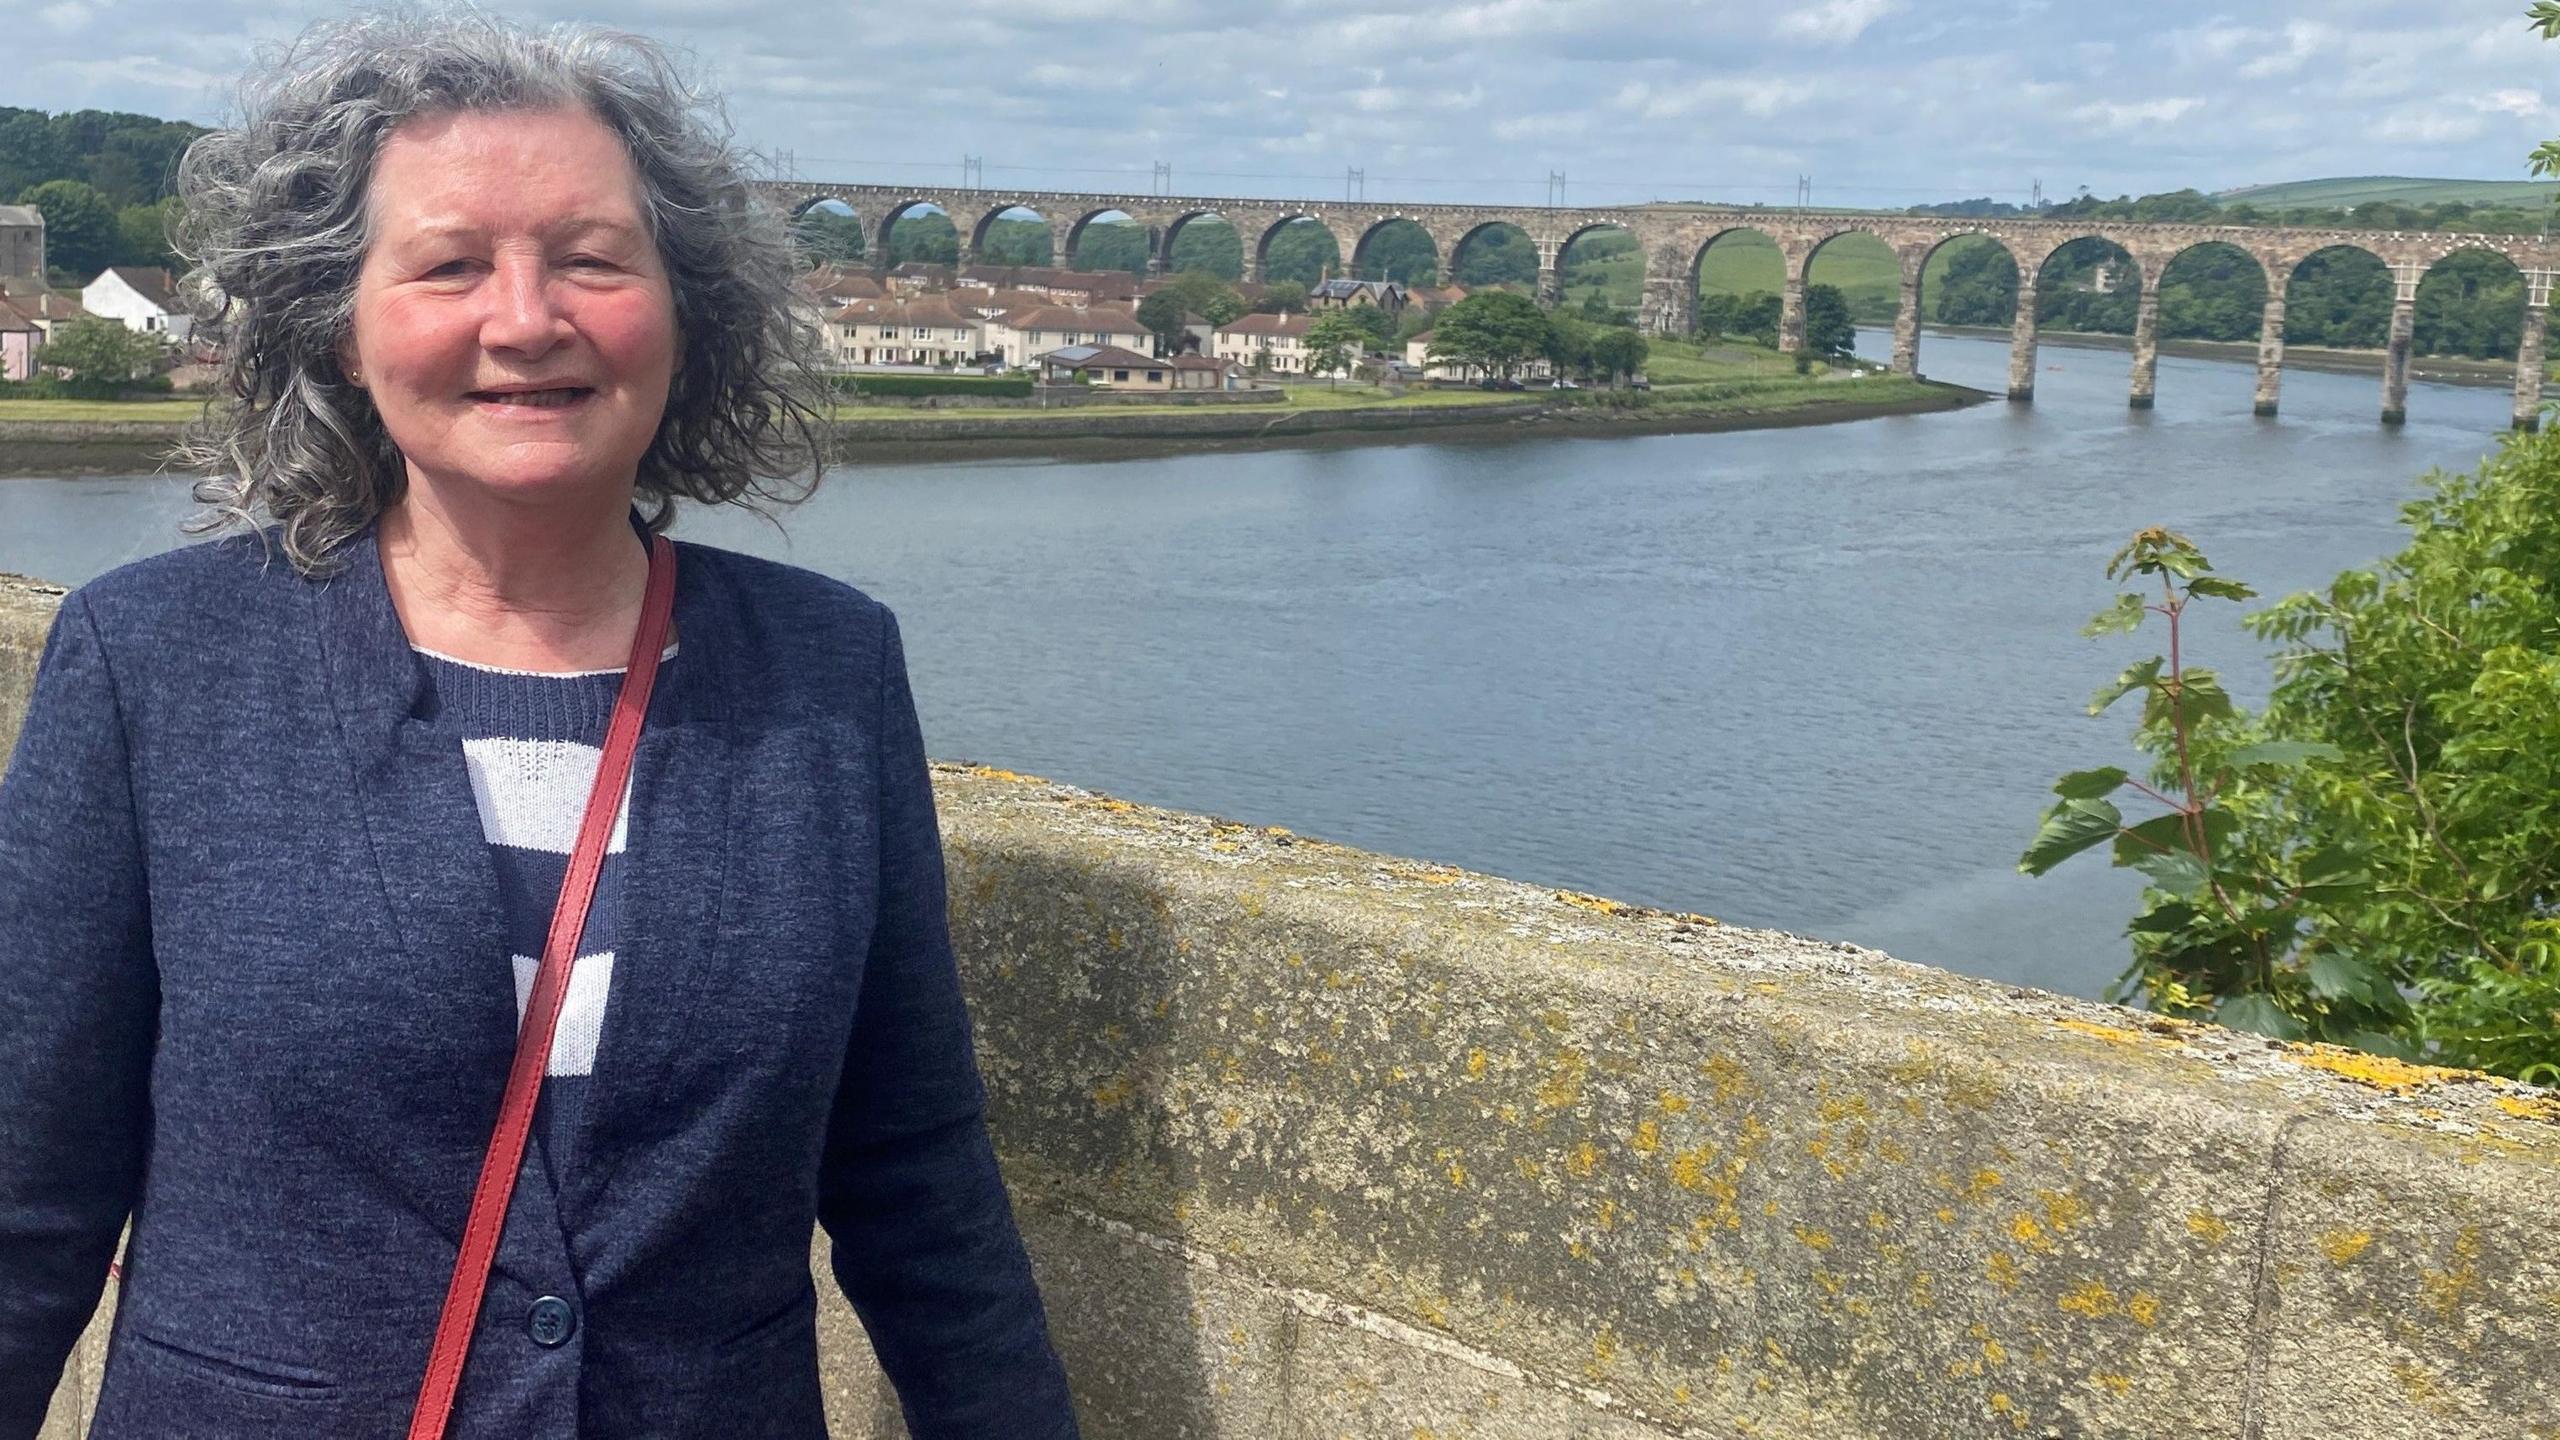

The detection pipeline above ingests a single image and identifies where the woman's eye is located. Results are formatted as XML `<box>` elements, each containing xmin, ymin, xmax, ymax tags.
<box><xmin>423</xmin><ymin>258</ymin><xmax>476</xmax><ymax>279</ymax></box>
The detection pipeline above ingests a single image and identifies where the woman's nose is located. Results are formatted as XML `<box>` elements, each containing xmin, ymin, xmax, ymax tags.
<box><xmin>480</xmin><ymin>257</ymin><xmax>570</xmax><ymax>358</ymax></box>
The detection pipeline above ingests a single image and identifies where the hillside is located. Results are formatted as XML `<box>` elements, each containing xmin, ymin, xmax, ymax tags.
<box><xmin>2215</xmin><ymin>176</ymin><xmax>2560</xmax><ymax>210</ymax></box>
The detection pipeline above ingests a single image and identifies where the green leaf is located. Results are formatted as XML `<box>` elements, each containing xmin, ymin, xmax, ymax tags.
<box><xmin>2222</xmin><ymin>740</ymin><xmax>2340</xmax><ymax>771</ymax></box>
<box><xmin>2052</xmin><ymin>766</ymin><xmax>2129</xmax><ymax>800</ymax></box>
<box><xmin>2113</xmin><ymin>808</ymin><xmax>2233</xmax><ymax>866</ymax></box>
<box><xmin>2019</xmin><ymin>798</ymin><xmax>2123</xmax><ymax>876</ymax></box>
<box><xmin>2126</xmin><ymin>899</ymin><xmax>2200</xmax><ymax>936</ymax></box>
<box><xmin>2088</xmin><ymin>656</ymin><xmax>2163</xmax><ymax>716</ymax></box>
<box><xmin>2308</xmin><ymin>951</ymin><xmax>2377</xmax><ymax>1001</ymax></box>
<box><xmin>2145</xmin><ymin>669</ymin><xmax>2235</xmax><ymax>729</ymax></box>
<box><xmin>2132</xmin><ymin>848</ymin><xmax>2210</xmax><ymax>899</ymax></box>
<box><xmin>2184</xmin><ymin>576</ymin><xmax>2257</xmax><ymax>602</ymax></box>
<box><xmin>2081</xmin><ymin>594</ymin><xmax>2147</xmax><ymax>637</ymax></box>
<box><xmin>2215</xmin><ymin>993</ymin><xmax>2306</xmax><ymax>1040</ymax></box>
<box><xmin>2338</xmin><ymin>1027</ymin><xmax>2423</xmax><ymax>1062</ymax></box>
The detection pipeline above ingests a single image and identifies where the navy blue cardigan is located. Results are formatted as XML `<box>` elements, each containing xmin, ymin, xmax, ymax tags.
<box><xmin>0</xmin><ymin>523</ymin><xmax>1078</xmax><ymax>1438</ymax></box>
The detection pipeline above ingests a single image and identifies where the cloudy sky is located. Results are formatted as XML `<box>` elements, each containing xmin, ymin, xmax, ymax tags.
<box><xmin>12</xmin><ymin>0</ymin><xmax>2560</xmax><ymax>209</ymax></box>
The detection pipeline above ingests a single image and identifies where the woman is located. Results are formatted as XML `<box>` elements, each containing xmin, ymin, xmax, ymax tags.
<box><xmin>0</xmin><ymin>12</ymin><xmax>1077</xmax><ymax>1439</ymax></box>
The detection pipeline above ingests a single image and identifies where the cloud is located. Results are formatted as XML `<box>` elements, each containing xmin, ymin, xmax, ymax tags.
<box><xmin>2071</xmin><ymin>97</ymin><xmax>2206</xmax><ymax>133</ymax></box>
<box><xmin>1774</xmin><ymin>0</ymin><xmax>1899</xmax><ymax>44</ymax></box>
<box><xmin>6</xmin><ymin>0</ymin><xmax>2556</xmax><ymax>214</ymax></box>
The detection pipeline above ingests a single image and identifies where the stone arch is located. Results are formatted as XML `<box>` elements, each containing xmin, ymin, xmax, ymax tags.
<box><xmin>2156</xmin><ymin>240</ymin><xmax>2271</xmax><ymax>335</ymax></box>
<box><xmin>2033</xmin><ymin>235</ymin><xmax>2145</xmax><ymax>328</ymax></box>
<box><xmin>1255</xmin><ymin>214</ymin><xmax>1346</xmax><ymax>287</ymax></box>
<box><xmin>1065</xmin><ymin>207</ymin><xmax>1152</xmax><ymax>274</ymax></box>
<box><xmin>970</xmin><ymin>203</ymin><xmax>1058</xmax><ymax>266</ymax></box>
<box><xmin>784</xmin><ymin>192</ymin><xmax>861</xmax><ymax>222</ymax></box>
<box><xmin>1350</xmin><ymin>216</ymin><xmax>1439</xmax><ymax>284</ymax></box>
<box><xmin>1161</xmin><ymin>210</ymin><xmax>1246</xmax><ymax>280</ymax></box>
<box><xmin>2281</xmin><ymin>244</ymin><xmax>2396</xmax><ymax>349</ymax></box>
<box><xmin>1686</xmin><ymin>226</ymin><xmax>1789</xmax><ymax>342</ymax></box>
<box><xmin>1797</xmin><ymin>226</ymin><xmax>1896</xmax><ymax>286</ymax></box>
<box><xmin>873</xmin><ymin>199</ymin><xmax>956</xmax><ymax>268</ymax></box>
<box><xmin>1447</xmin><ymin>219</ymin><xmax>1536</xmax><ymax>289</ymax></box>
<box><xmin>1556</xmin><ymin>221</ymin><xmax>1641</xmax><ymax>313</ymax></box>
<box><xmin>2412</xmin><ymin>242</ymin><xmax>2529</xmax><ymax>361</ymax></box>
<box><xmin>788</xmin><ymin>197</ymin><xmax>866</xmax><ymax>266</ymax></box>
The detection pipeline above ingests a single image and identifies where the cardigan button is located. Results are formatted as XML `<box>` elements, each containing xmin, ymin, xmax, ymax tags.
<box><xmin>527</xmin><ymin>1296</ymin><xmax>577</xmax><ymax>1348</ymax></box>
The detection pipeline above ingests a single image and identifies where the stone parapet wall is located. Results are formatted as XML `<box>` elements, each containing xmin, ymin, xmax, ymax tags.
<box><xmin>9</xmin><ymin>576</ymin><xmax>2560</xmax><ymax>1439</ymax></box>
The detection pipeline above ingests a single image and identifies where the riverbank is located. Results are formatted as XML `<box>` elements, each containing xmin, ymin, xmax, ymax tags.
<box><xmin>1925</xmin><ymin>322</ymin><xmax>2533</xmax><ymax>388</ymax></box>
<box><xmin>0</xmin><ymin>365</ymin><xmax>1987</xmax><ymax>475</ymax></box>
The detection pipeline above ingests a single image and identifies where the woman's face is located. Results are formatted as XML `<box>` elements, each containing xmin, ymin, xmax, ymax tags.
<box><xmin>346</xmin><ymin>104</ymin><xmax>678</xmax><ymax>510</ymax></box>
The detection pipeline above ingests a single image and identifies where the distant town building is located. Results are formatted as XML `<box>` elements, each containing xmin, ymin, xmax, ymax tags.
<box><xmin>0</xmin><ymin>296</ymin><xmax>39</xmax><ymax>381</ymax></box>
<box><xmin>1403</xmin><ymin>331</ymin><xmax>1553</xmax><ymax>382</ymax></box>
<box><xmin>1167</xmin><ymin>353</ymin><xmax>1244</xmax><ymax>391</ymax></box>
<box><xmin>1212</xmin><ymin>311</ymin><xmax>1315</xmax><ymax>375</ymax></box>
<box><xmin>0</xmin><ymin>205</ymin><xmax>45</xmax><ymax>294</ymax></box>
<box><xmin>826</xmin><ymin>296</ymin><xmax>981</xmax><ymax>367</ymax></box>
<box><xmin>983</xmin><ymin>304</ymin><xmax>1152</xmax><ymax>369</ymax></box>
<box><xmin>81</xmin><ymin>266</ymin><xmax>190</xmax><ymax>343</ymax></box>
<box><xmin>1405</xmin><ymin>283</ymin><xmax>1468</xmax><ymax>313</ymax></box>
<box><xmin>1037</xmin><ymin>343</ymin><xmax>1172</xmax><ymax>388</ymax></box>
<box><xmin>0</xmin><ymin>283</ymin><xmax>82</xmax><ymax>342</ymax></box>
<box><xmin>1309</xmin><ymin>277</ymin><xmax>1407</xmax><ymax>314</ymax></box>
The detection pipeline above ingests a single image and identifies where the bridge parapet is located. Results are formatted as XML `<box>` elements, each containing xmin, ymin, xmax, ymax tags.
<box><xmin>13</xmin><ymin>574</ymin><xmax>2560</xmax><ymax>1438</ymax></box>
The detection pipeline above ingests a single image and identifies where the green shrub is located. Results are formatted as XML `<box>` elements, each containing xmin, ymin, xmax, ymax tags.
<box><xmin>0</xmin><ymin>375</ymin><xmax>176</xmax><ymax>401</ymax></box>
<box><xmin>830</xmin><ymin>373</ymin><xmax>1033</xmax><ymax>399</ymax></box>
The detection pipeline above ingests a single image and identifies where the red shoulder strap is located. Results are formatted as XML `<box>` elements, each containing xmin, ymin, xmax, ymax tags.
<box><xmin>406</xmin><ymin>533</ymin><xmax>677</xmax><ymax>1440</ymax></box>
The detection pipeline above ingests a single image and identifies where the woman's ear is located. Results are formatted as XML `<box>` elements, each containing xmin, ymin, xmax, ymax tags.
<box><xmin>337</xmin><ymin>333</ymin><xmax>365</xmax><ymax>390</ymax></box>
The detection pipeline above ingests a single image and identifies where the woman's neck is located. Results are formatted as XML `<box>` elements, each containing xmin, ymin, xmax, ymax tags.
<box><xmin>377</xmin><ymin>487</ymin><xmax>658</xmax><ymax>673</ymax></box>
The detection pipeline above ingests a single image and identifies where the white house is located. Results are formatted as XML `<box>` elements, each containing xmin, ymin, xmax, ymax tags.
<box><xmin>981</xmin><ymin>304</ymin><xmax>1152</xmax><ymax>369</ymax></box>
<box><xmin>825</xmin><ymin>295</ymin><xmax>982</xmax><ymax>368</ymax></box>
<box><xmin>81</xmin><ymin>266</ymin><xmax>190</xmax><ymax>343</ymax></box>
<box><xmin>1212</xmin><ymin>312</ymin><xmax>1319</xmax><ymax>376</ymax></box>
<box><xmin>1403</xmin><ymin>332</ymin><xmax>1553</xmax><ymax>383</ymax></box>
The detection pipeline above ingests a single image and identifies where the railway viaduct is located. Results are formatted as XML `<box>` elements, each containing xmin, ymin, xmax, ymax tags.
<box><xmin>761</xmin><ymin>180</ymin><xmax>2560</xmax><ymax>430</ymax></box>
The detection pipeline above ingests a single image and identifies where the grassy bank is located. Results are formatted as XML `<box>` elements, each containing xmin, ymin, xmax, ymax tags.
<box><xmin>1</xmin><ymin>341</ymin><xmax>1979</xmax><ymax>474</ymax></box>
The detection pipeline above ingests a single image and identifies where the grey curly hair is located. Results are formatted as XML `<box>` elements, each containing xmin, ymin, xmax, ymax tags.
<box><xmin>174</xmin><ymin>8</ymin><xmax>827</xmax><ymax>573</ymax></box>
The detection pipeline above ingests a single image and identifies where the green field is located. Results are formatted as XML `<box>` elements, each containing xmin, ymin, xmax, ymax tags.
<box><xmin>2215</xmin><ymin>176</ymin><xmax>2560</xmax><ymax>210</ymax></box>
<box><xmin>0</xmin><ymin>398</ymin><xmax>207</xmax><ymax>423</ymax></box>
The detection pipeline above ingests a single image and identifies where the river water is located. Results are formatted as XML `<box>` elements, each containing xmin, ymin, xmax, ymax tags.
<box><xmin>0</xmin><ymin>330</ymin><xmax>2520</xmax><ymax>998</ymax></box>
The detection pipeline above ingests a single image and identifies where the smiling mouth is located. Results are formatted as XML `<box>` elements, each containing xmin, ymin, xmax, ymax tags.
<box><xmin>469</xmin><ymin>387</ymin><xmax>594</xmax><ymax>408</ymax></box>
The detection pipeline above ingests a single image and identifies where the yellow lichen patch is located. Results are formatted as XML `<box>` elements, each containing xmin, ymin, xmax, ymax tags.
<box><xmin>1218</xmin><ymin>1106</ymin><xmax>1243</xmax><ymax>1130</ymax></box>
<box><xmin>1554</xmin><ymin>888</ymin><xmax>1627</xmax><ymax>915</ymax></box>
<box><xmin>1632</xmin><ymin>1119</ymin><xmax>1663</xmax><ymax>1156</ymax></box>
<box><xmin>2187</xmin><ymin>1210</ymin><xmax>2231</xmax><ymax>1246</ymax></box>
<box><xmin>2127</xmin><ymin>1291</ymin><xmax>2160</xmax><ymax>1328</ymax></box>
<box><xmin>1954</xmin><ymin>1167</ymin><xmax>2003</xmax><ymax>1201</ymax></box>
<box><xmin>1090</xmin><ymin>1074</ymin><xmax>1135</xmax><ymax>1109</ymax></box>
<box><xmin>956</xmin><ymin>763</ymin><xmax>1044</xmax><ymax>784</ymax></box>
<box><xmin>1935</xmin><ymin>1207</ymin><xmax>1958</xmax><ymax>1225</ymax></box>
<box><xmin>1595</xmin><ymin>1198</ymin><xmax>1619</xmax><ymax>1230</ymax></box>
<box><xmin>1792</xmin><ymin>1226</ymin><xmax>1834</xmax><ymax>1251</ymax></box>
<box><xmin>1816</xmin><ymin>1090</ymin><xmax>1873</xmax><ymax>1124</ymax></box>
<box><xmin>1877</xmin><ymin>1136</ymin><xmax>1911</xmax><ymax>1164</ymax></box>
<box><xmin>2392</xmin><ymin>1362</ymin><xmax>2442</xmax><ymax>1405</ymax></box>
<box><xmin>2057</xmin><ymin>1279</ymin><xmax>2120</xmax><ymax>1319</ymax></box>
<box><xmin>1565</xmin><ymin>1142</ymin><xmax>1602</xmax><ymax>1178</ymax></box>
<box><xmin>2090</xmin><ymin>1373</ymin><xmax>2133</xmax><ymax>1398</ymax></box>
<box><xmin>2051</xmin><ymin>1016</ymin><xmax>2159</xmax><ymax>1048</ymax></box>
<box><xmin>2495</xmin><ymin>1094</ymin><xmax>2560</xmax><ymax>1122</ymax></box>
<box><xmin>1867</xmin><ymin>1209</ymin><xmax>1893</xmax><ymax>1232</ymax></box>
<box><xmin>1983</xmin><ymin>1337</ymin><xmax>2008</xmax><ymax>1366</ymax></box>
<box><xmin>1812</xmin><ymin>1268</ymin><xmax>1844</xmax><ymax>1296</ymax></box>
<box><xmin>1659</xmin><ymin>1089</ymin><xmax>1693</xmax><ymax>1114</ymax></box>
<box><xmin>1466</xmin><ymin>1048</ymin><xmax>1489</xmax><ymax>1079</ymax></box>
<box><xmin>1585</xmin><ymin>1327</ymin><xmax>1620</xmax><ymax>1381</ymax></box>
<box><xmin>1446</xmin><ymin>1159</ymin><xmax>1470</xmax><ymax>1188</ymax></box>
<box><xmin>2277</xmin><ymin>1041</ymin><xmax>2473</xmax><ymax>1093</ymax></box>
<box><xmin>2321</xmin><ymin>1229</ymin><xmax>2375</xmax><ymax>1266</ymax></box>
<box><xmin>2038</xmin><ymin>1189</ymin><xmax>2089</xmax><ymax>1233</ymax></box>
<box><xmin>2420</xmin><ymin>1225</ymin><xmax>2484</xmax><ymax>1321</ymax></box>
<box><xmin>2008</xmin><ymin>1212</ymin><xmax>2057</xmax><ymax>1255</ymax></box>
<box><xmin>1986</xmin><ymin>1252</ymin><xmax>2021</xmax><ymax>1291</ymax></box>
<box><xmin>1699</xmin><ymin>1054</ymin><xmax>1754</xmax><ymax>1103</ymax></box>
<box><xmin>1515</xmin><ymin>1156</ymin><xmax>1544</xmax><ymax>1180</ymax></box>
<box><xmin>1538</xmin><ymin>1049</ymin><xmax>1590</xmax><ymax>1110</ymax></box>
<box><xmin>1909</xmin><ymin>1270</ymin><xmax>1938</xmax><ymax>1308</ymax></box>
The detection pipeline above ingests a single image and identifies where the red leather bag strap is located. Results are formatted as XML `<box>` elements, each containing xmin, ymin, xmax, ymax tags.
<box><xmin>406</xmin><ymin>533</ymin><xmax>677</xmax><ymax>1440</ymax></box>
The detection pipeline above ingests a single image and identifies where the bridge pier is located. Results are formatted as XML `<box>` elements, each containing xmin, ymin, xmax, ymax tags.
<box><xmin>2128</xmin><ymin>286</ymin><xmax>2160</xmax><ymax>409</ymax></box>
<box><xmin>1778</xmin><ymin>276</ymin><xmax>1805</xmax><ymax>354</ymax></box>
<box><xmin>2380</xmin><ymin>266</ymin><xmax>2418</xmax><ymax>426</ymax></box>
<box><xmin>2254</xmin><ymin>291</ymin><xmax>2286</xmax><ymax>417</ymax></box>
<box><xmin>1640</xmin><ymin>274</ymin><xmax>1689</xmax><ymax>336</ymax></box>
<box><xmin>2514</xmin><ymin>271</ymin><xmax>2552</xmax><ymax>432</ymax></box>
<box><xmin>1535</xmin><ymin>238</ymin><xmax>1563</xmax><ymax>307</ymax></box>
<box><xmin>2006</xmin><ymin>272</ymin><xmax>2038</xmax><ymax>403</ymax></box>
<box><xmin>1890</xmin><ymin>270</ymin><xmax>1922</xmax><ymax>376</ymax></box>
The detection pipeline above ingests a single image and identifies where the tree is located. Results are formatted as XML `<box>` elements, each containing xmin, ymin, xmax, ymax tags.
<box><xmin>1802</xmin><ymin>282</ymin><xmax>1857</xmax><ymax>361</ymax></box>
<box><xmin>1162</xmin><ymin>270</ymin><xmax>1246</xmax><ymax>326</ymax></box>
<box><xmin>1303</xmin><ymin>311</ymin><xmax>1368</xmax><ymax>381</ymax></box>
<box><xmin>115</xmin><ymin>197</ymin><xmax>180</xmax><ymax>270</ymax></box>
<box><xmin>36</xmin><ymin>313</ymin><xmax>161</xmax><ymax>383</ymax></box>
<box><xmin>1588</xmin><ymin>328</ymin><xmax>1648</xmax><ymax>386</ymax></box>
<box><xmin>1255</xmin><ymin>279</ymin><xmax>1310</xmax><ymax>315</ymax></box>
<box><xmin>1136</xmin><ymin>291</ymin><xmax>1190</xmax><ymax>354</ymax></box>
<box><xmin>791</xmin><ymin>208</ymin><xmax>865</xmax><ymax>264</ymax></box>
<box><xmin>1543</xmin><ymin>311</ymin><xmax>1593</xmax><ymax>377</ymax></box>
<box><xmin>18</xmin><ymin>178</ymin><xmax>117</xmax><ymax>279</ymax></box>
<box><xmin>1338</xmin><ymin>303</ymin><xmax>1399</xmax><ymax>350</ymax></box>
<box><xmin>1426</xmin><ymin>291</ymin><xmax>1552</xmax><ymax>379</ymax></box>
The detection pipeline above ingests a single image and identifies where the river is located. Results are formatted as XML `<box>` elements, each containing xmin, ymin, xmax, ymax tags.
<box><xmin>0</xmin><ymin>329</ymin><xmax>2522</xmax><ymax>999</ymax></box>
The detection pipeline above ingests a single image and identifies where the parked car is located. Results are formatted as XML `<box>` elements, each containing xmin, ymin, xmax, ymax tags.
<box><xmin>1554</xmin><ymin>378</ymin><xmax>1581</xmax><ymax>390</ymax></box>
<box><xmin>1628</xmin><ymin>374</ymin><xmax>1652</xmax><ymax>391</ymax></box>
<box><xmin>1475</xmin><ymin>376</ymin><xmax>1526</xmax><ymax>391</ymax></box>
